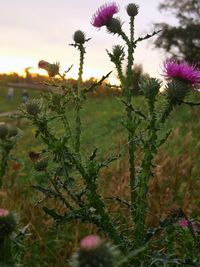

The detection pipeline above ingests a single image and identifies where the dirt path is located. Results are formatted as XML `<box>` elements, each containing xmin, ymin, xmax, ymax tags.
<box><xmin>0</xmin><ymin>111</ymin><xmax>19</xmax><ymax>117</ymax></box>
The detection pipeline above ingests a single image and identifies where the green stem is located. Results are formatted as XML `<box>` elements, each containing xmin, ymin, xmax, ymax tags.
<box><xmin>59</xmin><ymin>153</ymin><xmax>85</xmax><ymax>208</ymax></box>
<box><xmin>134</xmin><ymin>100</ymin><xmax>157</xmax><ymax>247</ymax></box>
<box><xmin>130</xmin><ymin>17</ymin><xmax>134</xmax><ymax>43</ymax></box>
<box><xmin>0</xmin><ymin>149</ymin><xmax>8</xmax><ymax>186</ymax></box>
<box><xmin>116</xmin><ymin>61</ymin><xmax>125</xmax><ymax>87</ymax></box>
<box><xmin>75</xmin><ymin>44</ymin><xmax>85</xmax><ymax>155</ymax></box>
<box><xmin>127</xmin><ymin>110</ymin><xmax>136</xmax><ymax>215</ymax></box>
<box><xmin>120</xmin><ymin>24</ymin><xmax>137</xmax><ymax>218</ymax></box>
<box><xmin>69</xmin><ymin>153</ymin><xmax>131</xmax><ymax>252</ymax></box>
<box><xmin>61</xmin><ymin>113</ymin><xmax>72</xmax><ymax>137</ymax></box>
<box><xmin>0</xmin><ymin>141</ymin><xmax>13</xmax><ymax>187</ymax></box>
<box><xmin>160</xmin><ymin>100</ymin><xmax>174</xmax><ymax>124</ymax></box>
<box><xmin>0</xmin><ymin>237</ymin><xmax>13</xmax><ymax>265</ymax></box>
<box><xmin>134</xmin><ymin>148</ymin><xmax>153</xmax><ymax>247</ymax></box>
<box><xmin>86</xmin><ymin>179</ymin><xmax>130</xmax><ymax>253</ymax></box>
<box><xmin>46</xmin><ymin>171</ymin><xmax>74</xmax><ymax>211</ymax></box>
<box><xmin>77</xmin><ymin>45</ymin><xmax>84</xmax><ymax>98</ymax></box>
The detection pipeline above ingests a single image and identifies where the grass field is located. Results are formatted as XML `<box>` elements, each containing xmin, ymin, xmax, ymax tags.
<box><xmin>0</xmin><ymin>86</ymin><xmax>40</xmax><ymax>112</ymax></box>
<box><xmin>0</xmin><ymin>86</ymin><xmax>200</xmax><ymax>266</ymax></box>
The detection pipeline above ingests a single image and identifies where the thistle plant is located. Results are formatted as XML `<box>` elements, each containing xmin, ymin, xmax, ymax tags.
<box><xmin>70</xmin><ymin>235</ymin><xmax>117</xmax><ymax>267</ymax></box>
<box><xmin>21</xmin><ymin>29</ymin><xmax>129</xmax><ymax>252</ymax></box>
<box><xmin>0</xmin><ymin>208</ymin><xmax>16</xmax><ymax>265</ymax></box>
<box><xmin>0</xmin><ymin>208</ymin><xmax>29</xmax><ymax>266</ymax></box>
<box><xmin>0</xmin><ymin>122</ymin><xmax>18</xmax><ymax>187</ymax></box>
<box><xmin>92</xmin><ymin>1</ymin><xmax>200</xmax><ymax>256</ymax></box>
<box><xmin>20</xmin><ymin>2</ymin><xmax>200</xmax><ymax>266</ymax></box>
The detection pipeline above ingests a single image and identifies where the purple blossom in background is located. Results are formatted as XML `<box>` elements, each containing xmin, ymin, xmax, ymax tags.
<box><xmin>163</xmin><ymin>60</ymin><xmax>200</xmax><ymax>85</ymax></box>
<box><xmin>91</xmin><ymin>2</ymin><xmax>119</xmax><ymax>28</ymax></box>
<box><xmin>178</xmin><ymin>218</ymin><xmax>189</xmax><ymax>228</ymax></box>
<box><xmin>0</xmin><ymin>208</ymin><xmax>9</xmax><ymax>217</ymax></box>
<box><xmin>80</xmin><ymin>235</ymin><xmax>101</xmax><ymax>250</ymax></box>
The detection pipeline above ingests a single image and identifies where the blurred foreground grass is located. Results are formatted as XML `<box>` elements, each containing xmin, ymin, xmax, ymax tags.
<box><xmin>0</xmin><ymin>86</ymin><xmax>200</xmax><ymax>266</ymax></box>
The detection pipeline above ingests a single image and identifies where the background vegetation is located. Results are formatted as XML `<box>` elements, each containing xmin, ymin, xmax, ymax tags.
<box><xmin>0</xmin><ymin>85</ymin><xmax>200</xmax><ymax>266</ymax></box>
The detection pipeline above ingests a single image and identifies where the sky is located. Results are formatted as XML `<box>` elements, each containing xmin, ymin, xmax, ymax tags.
<box><xmin>0</xmin><ymin>0</ymin><xmax>175</xmax><ymax>84</ymax></box>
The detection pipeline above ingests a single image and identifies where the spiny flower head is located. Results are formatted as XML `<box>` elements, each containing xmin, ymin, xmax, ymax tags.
<box><xmin>8</xmin><ymin>125</ymin><xmax>18</xmax><ymax>138</ymax></box>
<box><xmin>140</xmin><ymin>77</ymin><xmax>161</xmax><ymax>99</ymax></box>
<box><xmin>38</xmin><ymin>60</ymin><xmax>60</xmax><ymax>77</ymax></box>
<box><xmin>73</xmin><ymin>30</ymin><xmax>86</xmax><ymax>44</ymax></box>
<box><xmin>70</xmin><ymin>235</ymin><xmax>117</xmax><ymax>267</ymax></box>
<box><xmin>80</xmin><ymin>235</ymin><xmax>102</xmax><ymax>250</ymax></box>
<box><xmin>126</xmin><ymin>3</ymin><xmax>139</xmax><ymax>17</ymax></box>
<box><xmin>178</xmin><ymin>218</ymin><xmax>189</xmax><ymax>228</ymax></box>
<box><xmin>0</xmin><ymin>209</ymin><xmax>16</xmax><ymax>239</ymax></box>
<box><xmin>169</xmin><ymin>207</ymin><xmax>185</xmax><ymax>220</ymax></box>
<box><xmin>26</xmin><ymin>99</ymin><xmax>41</xmax><ymax>116</ymax></box>
<box><xmin>91</xmin><ymin>2</ymin><xmax>119</xmax><ymax>28</ymax></box>
<box><xmin>163</xmin><ymin>60</ymin><xmax>200</xmax><ymax>85</ymax></box>
<box><xmin>0</xmin><ymin>208</ymin><xmax>9</xmax><ymax>217</ymax></box>
<box><xmin>38</xmin><ymin>60</ymin><xmax>50</xmax><ymax>70</ymax></box>
<box><xmin>0</xmin><ymin>122</ymin><xmax>8</xmax><ymax>139</ymax></box>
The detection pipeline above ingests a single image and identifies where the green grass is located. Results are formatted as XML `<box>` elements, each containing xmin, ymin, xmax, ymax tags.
<box><xmin>0</xmin><ymin>86</ymin><xmax>40</xmax><ymax>112</ymax></box>
<box><xmin>1</xmin><ymin>86</ymin><xmax>200</xmax><ymax>177</ymax></box>
<box><xmin>1</xmin><ymin>86</ymin><xmax>200</xmax><ymax>184</ymax></box>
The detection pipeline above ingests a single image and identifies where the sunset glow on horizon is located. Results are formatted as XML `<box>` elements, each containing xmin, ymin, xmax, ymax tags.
<box><xmin>0</xmin><ymin>55</ymin><xmax>36</xmax><ymax>75</ymax></box>
<box><xmin>0</xmin><ymin>0</ymin><xmax>176</xmax><ymax>84</ymax></box>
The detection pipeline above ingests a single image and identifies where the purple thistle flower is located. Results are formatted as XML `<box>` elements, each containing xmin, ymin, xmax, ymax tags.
<box><xmin>163</xmin><ymin>60</ymin><xmax>200</xmax><ymax>85</ymax></box>
<box><xmin>80</xmin><ymin>235</ymin><xmax>102</xmax><ymax>250</ymax></box>
<box><xmin>178</xmin><ymin>218</ymin><xmax>189</xmax><ymax>228</ymax></box>
<box><xmin>0</xmin><ymin>208</ymin><xmax>9</xmax><ymax>217</ymax></box>
<box><xmin>91</xmin><ymin>2</ymin><xmax>119</xmax><ymax>28</ymax></box>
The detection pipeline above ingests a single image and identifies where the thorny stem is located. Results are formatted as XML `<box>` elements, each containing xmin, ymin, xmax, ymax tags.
<box><xmin>0</xmin><ymin>140</ymin><xmax>14</xmax><ymax>187</ymax></box>
<box><xmin>160</xmin><ymin>100</ymin><xmax>174</xmax><ymax>124</ymax></box>
<box><xmin>116</xmin><ymin>62</ymin><xmax>125</xmax><ymax>87</ymax></box>
<box><xmin>61</xmin><ymin>113</ymin><xmax>72</xmax><ymax>137</ymax></box>
<box><xmin>86</xmin><ymin>177</ymin><xmax>130</xmax><ymax>253</ymax></box>
<box><xmin>59</xmin><ymin>153</ymin><xmax>85</xmax><ymax>208</ymax></box>
<box><xmin>0</xmin><ymin>237</ymin><xmax>13</xmax><ymax>264</ymax></box>
<box><xmin>119</xmin><ymin>21</ymin><xmax>137</xmax><ymax>219</ymax></box>
<box><xmin>134</xmin><ymin>99</ymin><xmax>157</xmax><ymax>247</ymax></box>
<box><xmin>75</xmin><ymin>44</ymin><xmax>85</xmax><ymax>155</ymax></box>
<box><xmin>0</xmin><ymin>147</ymin><xmax>9</xmax><ymax>186</ymax></box>
<box><xmin>45</xmin><ymin>170</ymin><xmax>74</xmax><ymax>211</ymax></box>
<box><xmin>130</xmin><ymin>17</ymin><xmax>134</xmax><ymax>43</ymax></box>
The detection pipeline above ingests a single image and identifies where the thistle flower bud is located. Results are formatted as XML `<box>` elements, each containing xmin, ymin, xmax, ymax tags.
<box><xmin>126</xmin><ymin>3</ymin><xmax>139</xmax><ymax>17</ymax></box>
<box><xmin>169</xmin><ymin>207</ymin><xmax>185</xmax><ymax>220</ymax></box>
<box><xmin>34</xmin><ymin>157</ymin><xmax>48</xmax><ymax>172</ymax></box>
<box><xmin>140</xmin><ymin>78</ymin><xmax>160</xmax><ymax>99</ymax></box>
<box><xmin>70</xmin><ymin>235</ymin><xmax>116</xmax><ymax>267</ymax></box>
<box><xmin>0</xmin><ymin>123</ymin><xmax>8</xmax><ymax>139</ymax></box>
<box><xmin>106</xmin><ymin>18</ymin><xmax>122</xmax><ymax>35</ymax></box>
<box><xmin>112</xmin><ymin>45</ymin><xmax>125</xmax><ymax>60</ymax></box>
<box><xmin>26</xmin><ymin>100</ymin><xmax>41</xmax><ymax>116</ymax></box>
<box><xmin>38</xmin><ymin>60</ymin><xmax>60</xmax><ymax>77</ymax></box>
<box><xmin>47</xmin><ymin>62</ymin><xmax>60</xmax><ymax>77</ymax></box>
<box><xmin>73</xmin><ymin>30</ymin><xmax>86</xmax><ymax>44</ymax></box>
<box><xmin>165</xmin><ymin>79</ymin><xmax>189</xmax><ymax>105</ymax></box>
<box><xmin>38</xmin><ymin>60</ymin><xmax>50</xmax><ymax>70</ymax></box>
<box><xmin>8</xmin><ymin>126</ymin><xmax>18</xmax><ymax>138</ymax></box>
<box><xmin>0</xmin><ymin>209</ymin><xmax>16</xmax><ymax>240</ymax></box>
<box><xmin>29</xmin><ymin>151</ymin><xmax>41</xmax><ymax>162</ymax></box>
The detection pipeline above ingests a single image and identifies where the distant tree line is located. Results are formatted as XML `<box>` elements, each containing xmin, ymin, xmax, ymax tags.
<box><xmin>0</xmin><ymin>64</ymin><xmax>149</xmax><ymax>97</ymax></box>
<box><xmin>154</xmin><ymin>0</ymin><xmax>200</xmax><ymax>67</ymax></box>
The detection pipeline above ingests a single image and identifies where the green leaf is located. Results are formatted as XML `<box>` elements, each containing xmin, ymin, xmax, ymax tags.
<box><xmin>43</xmin><ymin>207</ymin><xmax>63</xmax><ymax>221</ymax></box>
